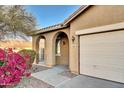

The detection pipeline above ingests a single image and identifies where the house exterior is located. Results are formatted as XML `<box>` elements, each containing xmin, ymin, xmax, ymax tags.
<box><xmin>29</xmin><ymin>5</ymin><xmax>124</xmax><ymax>83</ymax></box>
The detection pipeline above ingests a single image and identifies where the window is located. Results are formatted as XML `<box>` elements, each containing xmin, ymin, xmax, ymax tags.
<box><xmin>56</xmin><ymin>39</ymin><xmax>61</xmax><ymax>56</ymax></box>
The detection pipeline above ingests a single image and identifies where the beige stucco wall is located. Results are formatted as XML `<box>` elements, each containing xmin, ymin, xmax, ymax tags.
<box><xmin>69</xmin><ymin>5</ymin><xmax>124</xmax><ymax>74</ymax></box>
<box><xmin>32</xmin><ymin>28</ymin><xmax>70</xmax><ymax>67</ymax></box>
<box><xmin>56</xmin><ymin>36</ymin><xmax>69</xmax><ymax>65</ymax></box>
<box><xmin>32</xmin><ymin>35</ymin><xmax>40</xmax><ymax>64</ymax></box>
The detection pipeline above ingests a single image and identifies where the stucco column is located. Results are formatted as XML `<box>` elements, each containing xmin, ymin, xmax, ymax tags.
<box><xmin>32</xmin><ymin>35</ymin><xmax>39</xmax><ymax>64</ymax></box>
<box><xmin>69</xmin><ymin>34</ymin><xmax>79</xmax><ymax>74</ymax></box>
<box><xmin>44</xmin><ymin>36</ymin><xmax>55</xmax><ymax>67</ymax></box>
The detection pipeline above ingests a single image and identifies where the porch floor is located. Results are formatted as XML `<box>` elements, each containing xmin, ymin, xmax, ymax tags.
<box><xmin>32</xmin><ymin>65</ymin><xmax>75</xmax><ymax>87</ymax></box>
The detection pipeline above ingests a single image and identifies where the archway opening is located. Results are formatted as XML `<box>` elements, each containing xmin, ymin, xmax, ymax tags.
<box><xmin>55</xmin><ymin>32</ymin><xmax>69</xmax><ymax>66</ymax></box>
<box><xmin>36</xmin><ymin>36</ymin><xmax>46</xmax><ymax>64</ymax></box>
<box><xmin>39</xmin><ymin>38</ymin><xmax>45</xmax><ymax>63</ymax></box>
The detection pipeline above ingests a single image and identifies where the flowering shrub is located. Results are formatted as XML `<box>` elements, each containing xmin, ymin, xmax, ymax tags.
<box><xmin>0</xmin><ymin>48</ymin><xmax>31</xmax><ymax>87</ymax></box>
<box><xmin>18</xmin><ymin>49</ymin><xmax>36</xmax><ymax>69</ymax></box>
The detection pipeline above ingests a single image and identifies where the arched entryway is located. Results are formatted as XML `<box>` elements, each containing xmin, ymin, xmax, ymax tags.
<box><xmin>39</xmin><ymin>38</ymin><xmax>45</xmax><ymax>63</ymax></box>
<box><xmin>54</xmin><ymin>32</ymin><xmax>69</xmax><ymax>66</ymax></box>
<box><xmin>35</xmin><ymin>35</ymin><xmax>46</xmax><ymax>64</ymax></box>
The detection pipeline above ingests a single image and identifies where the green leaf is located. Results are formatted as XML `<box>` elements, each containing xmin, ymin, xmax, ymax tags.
<box><xmin>0</xmin><ymin>60</ymin><xmax>4</xmax><ymax>66</ymax></box>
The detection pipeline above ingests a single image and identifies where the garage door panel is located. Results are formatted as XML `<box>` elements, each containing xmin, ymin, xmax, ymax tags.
<box><xmin>80</xmin><ymin>30</ymin><xmax>124</xmax><ymax>83</ymax></box>
<box><xmin>81</xmin><ymin>65</ymin><xmax>124</xmax><ymax>82</ymax></box>
<box><xmin>81</xmin><ymin>64</ymin><xmax>124</xmax><ymax>82</ymax></box>
<box><xmin>81</xmin><ymin>63</ymin><xmax>124</xmax><ymax>72</ymax></box>
<box><xmin>80</xmin><ymin>59</ymin><xmax>124</xmax><ymax>68</ymax></box>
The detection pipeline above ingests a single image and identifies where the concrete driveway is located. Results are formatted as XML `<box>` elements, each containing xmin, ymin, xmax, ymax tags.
<box><xmin>56</xmin><ymin>75</ymin><xmax>124</xmax><ymax>88</ymax></box>
<box><xmin>32</xmin><ymin>65</ymin><xmax>124</xmax><ymax>88</ymax></box>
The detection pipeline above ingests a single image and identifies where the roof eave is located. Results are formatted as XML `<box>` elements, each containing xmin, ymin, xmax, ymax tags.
<box><xmin>63</xmin><ymin>5</ymin><xmax>90</xmax><ymax>26</ymax></box>
<box><xmin>28</xmin><ymin>25</ymin><xmax>68</xmax><ymax>36</ymax></box>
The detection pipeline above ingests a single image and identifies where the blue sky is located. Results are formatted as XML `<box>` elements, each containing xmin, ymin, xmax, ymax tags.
<box><xmin>25</xmin><ymin>5</ymin><xmax>80</xmax><ymax>29</ymax></box>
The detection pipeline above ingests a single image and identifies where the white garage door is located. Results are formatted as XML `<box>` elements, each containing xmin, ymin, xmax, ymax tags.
<box><xmin>80</xmin><ymin>30</ymin><xmax>124</xmax><ymax>83</ymax></box>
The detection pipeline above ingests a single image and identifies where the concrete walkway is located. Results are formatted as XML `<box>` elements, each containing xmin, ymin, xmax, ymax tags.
<box><xmin>32</xmin><ymin>65</ymin><xmax>71</xmax><ymax>87</ymax></box>
<box><xmin>32</xmin><ymin>65</ymin><xmax>124</xmax><ymax>88</ymax></box>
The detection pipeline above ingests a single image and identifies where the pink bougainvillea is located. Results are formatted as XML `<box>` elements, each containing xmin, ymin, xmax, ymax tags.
<box><xmin>0</xmin><ymin>48</ymin><xmax>31</xmax><ymax>87</ymax></box>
